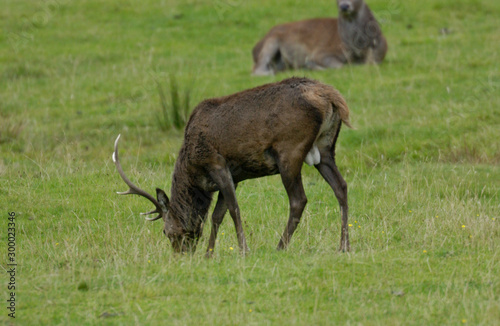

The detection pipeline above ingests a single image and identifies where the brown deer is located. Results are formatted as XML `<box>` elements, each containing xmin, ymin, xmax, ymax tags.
<box><xmin>252</xmin><ymin>0</ymin><xmax>388</xmax><ymax>75</ymax></box>
<box><xmin>113</xmin><ymin>77</ymin><xmax>352</xmax><ymax>255</ymax></box>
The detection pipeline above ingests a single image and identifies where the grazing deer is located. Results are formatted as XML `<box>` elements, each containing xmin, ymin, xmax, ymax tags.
<box><xmin>113</xmin><ymin>77</ymin><xmax>352</xmax><ymax>255</ymax></box>
<box><xmin>252</xmin><ymin>0</ymin><xmax>388</xmax><ymax>75</ymax></box>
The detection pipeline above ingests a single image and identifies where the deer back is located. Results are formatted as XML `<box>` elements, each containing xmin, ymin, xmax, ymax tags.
<box><xmin>177</xmin><ymin>77</ymin><xmax>350</xmax><ymax>185</ymax></box>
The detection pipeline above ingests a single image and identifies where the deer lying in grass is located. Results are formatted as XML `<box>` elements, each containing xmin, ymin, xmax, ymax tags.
<box><xmin>113</xmin><ymin>77</ymin><xmax>352</xmax><ymax>255</ymax></box>
<box><xmin>252</xmin><ymin>0</ymin><xmax>387</xmax><ymax>75</ymax></box>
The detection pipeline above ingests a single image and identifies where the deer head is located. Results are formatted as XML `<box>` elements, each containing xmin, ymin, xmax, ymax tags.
<box><xmin>337</xmin><ymin>0</ymin><xmax>365</xmax><ymax>17</ymax></box>
<box><xmin>112</xmin><ymin>134</ymin><xmax>196</xmax><ymax>253</ymax></box>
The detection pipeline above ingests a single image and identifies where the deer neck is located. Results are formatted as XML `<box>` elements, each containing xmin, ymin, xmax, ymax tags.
<box><xmin>169</xmin><ymin>162</ymin><xmax>213</xmax><ymax>236</ymax></box>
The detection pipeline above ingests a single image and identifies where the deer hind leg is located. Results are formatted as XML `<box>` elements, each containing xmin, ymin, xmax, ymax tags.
<box><xmin>252</xmin><ymin>37</ymin><xmax>280</xmax><ymax>76</ymax></box>
<box><xmin>208</xmin><ymin>167</ymin><xmax>249</xmax><ymax>255</ymax></box>
<box><xmin>314</xmin><ymin>149</ymin><xmax>350</xmax><ymax>252</ymax></box>
<box><xmin>276</xmin><ymin>158</ymin><xmax>308</xmax><ymax>250</ymax></box>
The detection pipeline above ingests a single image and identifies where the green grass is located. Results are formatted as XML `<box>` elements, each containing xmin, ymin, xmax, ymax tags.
<box><xmin>1</xmin><ymin>0</ymin><xmax>499</xmax><ymax>324</ymax></box>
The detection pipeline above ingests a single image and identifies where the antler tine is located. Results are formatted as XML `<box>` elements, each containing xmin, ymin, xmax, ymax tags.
<box><xmin>142</xmin><ymin>213</ymin><xmax>163</xmax><ymax>221</ymax></box>
<box><xmin>113</xmin><ymin>134</ymin><xmax>163</xmax><ymax>221</ymax></box>
<box><xmin>141</xmin><ymin>209</ymin><xmax>163</xmax><ymax>221</ymax></box>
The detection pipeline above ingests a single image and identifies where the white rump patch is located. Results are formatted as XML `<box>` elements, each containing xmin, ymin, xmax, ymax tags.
<box><xmin>304</xmin><ymin>145</ymin><xmax>321</xmax><ymax>166</ymax></box>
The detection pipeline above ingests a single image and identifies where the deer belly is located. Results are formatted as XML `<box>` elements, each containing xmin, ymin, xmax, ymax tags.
<box><xmin>304</xmin><ymin>145</ymin><xmax>321</xmax><ymax>166</ymax></box>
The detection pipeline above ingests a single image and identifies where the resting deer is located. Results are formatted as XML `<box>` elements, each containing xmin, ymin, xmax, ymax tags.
<box><xmin>113</xmin><ymin>77</ymin><xmax>352</xmax><ymax>255</ymax></box>
<box><xmin>252</xmin><ymin>0</ymin><xmax>387</xmax><ymax>75</ymax></box>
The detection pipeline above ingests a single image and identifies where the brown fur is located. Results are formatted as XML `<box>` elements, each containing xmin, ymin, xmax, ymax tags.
<box><xmin>252</xmin><ymin>0</ymin><xmax>387</xmax><ymax>75</ymax></box>
<box><xmin>115</xmin><ymin>77</ymin><xmax>352</xmax><ymax>255</ymax></box>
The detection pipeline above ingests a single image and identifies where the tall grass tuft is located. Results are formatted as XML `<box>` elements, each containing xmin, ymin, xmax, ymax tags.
<box><xmin>0</xmin><ymin>116</ymin><xmax>25</xmax><ymax>144</ymax></box>
<box><xmin>156</xmin><ymin>75</ymin><xmax>192</xmax><ymax>131</ymax></box>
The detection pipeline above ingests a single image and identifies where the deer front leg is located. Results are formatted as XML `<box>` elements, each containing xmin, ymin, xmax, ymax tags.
<box><xmin>209</xmin><ymin>168</ymin><xmax>249</xmax><ymax>255</ymax></box>
<box><xmin>205</xmin><ymin>192</ymin><xmax>227</xmax><ymax>257</ymax></box>
<box><xmin>205</xmin><ymin>183</ymin><xmax>238</xmax><ymax>257</ymax></box>
<box><xmin>320</xmin><ymin>55</ymin><xmax>345</xmax><ymax>69</ymax></box>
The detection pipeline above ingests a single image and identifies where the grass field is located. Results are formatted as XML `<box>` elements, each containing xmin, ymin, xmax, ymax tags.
<box><xmin>1</xmin><ymin>0</ymin><xmax>499</xmax><ymax>324</ymax></box>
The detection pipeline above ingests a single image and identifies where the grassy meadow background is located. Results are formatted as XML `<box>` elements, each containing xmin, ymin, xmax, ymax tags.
<box><xmin>1</xmin><ymin>0</ymin><xmax>499</xmax><ymax>324</ymax></box>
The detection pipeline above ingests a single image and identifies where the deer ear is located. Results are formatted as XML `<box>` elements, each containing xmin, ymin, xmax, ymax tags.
<box><xmin>156</xmin><ymin>188</ymin><xmax>169</xmax><ymax>211</ymax></box>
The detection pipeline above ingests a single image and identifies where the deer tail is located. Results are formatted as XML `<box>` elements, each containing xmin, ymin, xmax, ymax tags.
<box><xmin>300</xmin><ymin>81</ymin><xmax>353</xmax><ymax>129</ymax></box>
<box><xmin>330</xmin><ymin>88</ymin><xmax>353</xmax><ymax>129</ymax></box>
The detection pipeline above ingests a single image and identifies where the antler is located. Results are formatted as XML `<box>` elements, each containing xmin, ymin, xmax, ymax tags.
<box><xmin>112</xmin><ymin>134</ymin><xmax>163</xmax><ymax>221</ymax></box>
